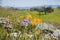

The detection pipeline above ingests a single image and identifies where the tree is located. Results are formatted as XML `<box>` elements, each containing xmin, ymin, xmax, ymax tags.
<box><xmin>30</xmin><ymin>6</ymin><xmax>54</xmax><ymax>15</ymax></box>
<box><xmin>45</xmin><ymin>6</ymin><xmax>54</xmax><ymax>13</ymax></box>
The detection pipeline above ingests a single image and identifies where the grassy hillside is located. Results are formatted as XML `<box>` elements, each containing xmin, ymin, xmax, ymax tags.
<box><xmin>0</xmin><ymin>8</ymin><xmax>60</xmax><ymax>29</ymax></box>
<box><xmin>0</xmin><ymin>8</ymin><xmax>60</xmax><ymax>40</ymax></box>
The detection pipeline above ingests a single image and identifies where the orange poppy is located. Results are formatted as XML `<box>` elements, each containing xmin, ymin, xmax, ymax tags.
<box><xmin>31</xmin><ymin>21</ymin><xmax>36</xmax><ymax>25</ymax></box>
<box><xmin>27</xmin><ymin>14</ymin><xmax>32</xmax><ymax>20</ymax></box>
<box><xmin>30</xmin><ymin>18</ymin><xmax>37</xmax><ymax>25</ymax></box>
<box><xmin>37</xmin><ymin>18</ymin><xmax>42</xmax><ymax>22</ymax></box>
<box><xmin>19</xmin><ymin>16</ymin><xmax>23</xmax><ymax>19</ymax></box>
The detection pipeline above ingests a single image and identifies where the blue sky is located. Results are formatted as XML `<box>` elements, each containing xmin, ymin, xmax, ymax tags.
<box><xmin>1</xmin><ymin>0</ymin><xmax>60</xmax><ymax>7</ymax></box>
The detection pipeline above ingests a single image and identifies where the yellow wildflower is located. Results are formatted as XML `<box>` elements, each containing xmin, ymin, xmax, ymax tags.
<box><xmin>37</xmin><ymin>18</ymin><xmax>42</xmax><ymax>22</ymax></box>
<box><xmin>27</xmin><ymin>14</ymin><xmax>32</xmax><ymax>20</ymax></box>
<box><xmin>30</xmin><ymin>18</ymin><xmax>42</xmax><ymax>25</ymax></box>
<box><xmin>30</xmin><ymin>18</ymin><xmax>37</xmax><ymax>25</ymax></box>
<box><xmin>31</xmin><ymin>21</ymin><xmax>36</xmax><ymax>25</ymax></box>
<box><xmin>19</xmin><ymin>16</ymin><xmax>23</xmax><ymax>19</ymax></box>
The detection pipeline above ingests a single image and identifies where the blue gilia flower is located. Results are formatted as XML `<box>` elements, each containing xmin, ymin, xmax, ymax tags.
<box><xmin>22</xmin><ymin>19</ymin><xmax>28</xmax><ymax>26</ymax></box>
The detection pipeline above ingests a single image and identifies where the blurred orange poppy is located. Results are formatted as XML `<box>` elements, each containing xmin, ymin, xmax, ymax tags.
<box><xmin>30</xmin><ymin>18</ymin><xmax>42</xmax><ymax>25</ymax></box>
<box><xmin>31</xmin><ymin>21</ymin><xmax>36</xmax><ymax>25</ymax></box>
<box><xmin>27</xmin><ymin>14</ymin><xmax>32</xmax><ymax>20</ymax></box>
<box><xmin>30</xmin><ymin>18</ymin><xmax>37</xmax><ymax>25</ymax></box>
<box><xmin>19</xmin><ymin>16</ymin><xmax>23</xmax><ymax>19</ymax></box>
<box><xmin>37</xmin><ymin>18</ymin><xmax>42</xmax><ymax>22</ymax></box>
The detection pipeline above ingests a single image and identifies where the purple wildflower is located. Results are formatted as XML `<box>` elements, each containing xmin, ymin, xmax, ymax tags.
<box><xmin>22</xmin><ymin>19</ymin><xmax>28</xmax><ymax>26</ymax></box>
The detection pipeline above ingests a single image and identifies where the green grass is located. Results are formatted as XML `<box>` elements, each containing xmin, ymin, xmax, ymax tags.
<box><xmin>41</xmin><ymin>9</ymin><xmax>60</xmax><ymax>23</ymax></box>
<box><xmin>40</xmin><ymin>9</ymin><xmax>60</xmax><ymax>29</ymax></box>
<box><xmin>0</xmin><ymin>8</ymin><xmax>60</xmax><ymax>40</ymax></box>
<box><xmin>0</xmin><ymin>8</ymin><xmax>60</xmax><ymax>27</ymax></box>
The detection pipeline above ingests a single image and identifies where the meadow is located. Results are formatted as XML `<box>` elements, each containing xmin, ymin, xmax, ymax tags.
<box><xmin>0</xmin><ymin>8</ymin><xmax>60</xmax><ymax>28</ymax></box>
<box><xmin>0</xmin><ymin>8</ymin><xmax>60</xmax><ymax>40</ymax></box>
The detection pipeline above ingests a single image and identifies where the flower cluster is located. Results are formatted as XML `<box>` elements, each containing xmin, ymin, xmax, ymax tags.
<box><xmin>19</xmin><ymin>14</ymin><xmax>42</xmax><ymax>30</ymax></box>
<box><xmin>31</xmin><ymin>18</ymin><xmax>42</xmax><ymax>25</ymax></box>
